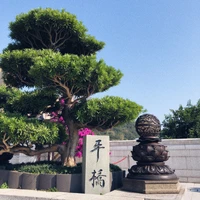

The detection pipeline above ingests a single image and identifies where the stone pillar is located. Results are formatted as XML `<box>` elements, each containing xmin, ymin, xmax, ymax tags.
<box><xmin>122</xmin><ymin>114</ymin><xmax>180</xmax><ymax>194</ymax></box>
<box><xmin>0</xmin><ymin>68</ymin><xmax>4</xmax><ymax>86</ymax></box>
<box><xmin>82</xmin><ymin>135</ymin><xmax>110</xmax><ymax>195</ymax></box>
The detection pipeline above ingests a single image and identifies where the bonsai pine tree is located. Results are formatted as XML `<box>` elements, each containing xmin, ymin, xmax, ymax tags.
<box><xmin>0</xmin><ymin>8</ymin><xmax>143</xmax><ymax>166</ymax></box>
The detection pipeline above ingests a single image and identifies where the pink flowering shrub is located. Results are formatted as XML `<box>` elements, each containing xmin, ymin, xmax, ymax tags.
<box><xmin>50</xmin><ymin>98</ymin><xmax>94</xmax><ymax>158</ymax></box>
<box><xmin>75</xmin><ymin>128</ymin><xmax>94</xmax><ymax>158</ymax></box>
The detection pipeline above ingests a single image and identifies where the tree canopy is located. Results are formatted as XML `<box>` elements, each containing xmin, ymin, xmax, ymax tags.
<box><xmin>0</xmin><ymin>8</ymin><xmax>143</xmax><ymax>166</ymax></box>
<box><xmin>162</xmin><ymin>100</ymin><xmax>200</xmax><ymax>139</ymax></box>
<box><xmin>6</xmin><ymin>8</ymin><xmax>104</xmax><ymax>55</ymax></box>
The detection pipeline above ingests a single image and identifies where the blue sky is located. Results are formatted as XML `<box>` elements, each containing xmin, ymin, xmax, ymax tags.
<box><xmin>1</xmin><ymin>0</ymin><xmax>200</xmax><ymax>123</ymax></box>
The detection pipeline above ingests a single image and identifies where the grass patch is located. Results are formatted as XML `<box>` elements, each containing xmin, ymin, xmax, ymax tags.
<box><xmin>46</xmin><ymin>187</ymin><xmax>58</xmax><ymax>192</ymax></box>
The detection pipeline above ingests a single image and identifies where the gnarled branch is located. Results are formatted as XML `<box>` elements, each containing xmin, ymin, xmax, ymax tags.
<box><xmin>0</xmin><ymin>144</ymin><xmax>61</xmax><ymax>156</ymax></box>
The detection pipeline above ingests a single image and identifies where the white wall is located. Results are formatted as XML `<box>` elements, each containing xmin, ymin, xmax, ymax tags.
<box><xmin>110</xmin><ymin>139</ymin><xmax>200</xmax><ymax>183</ymax></box>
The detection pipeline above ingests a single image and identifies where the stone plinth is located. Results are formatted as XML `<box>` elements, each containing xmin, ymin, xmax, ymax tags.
<box><xmin>122</xmin><ymin>178</ymin><xmax>180</xmax><ymax>194</ymax></box>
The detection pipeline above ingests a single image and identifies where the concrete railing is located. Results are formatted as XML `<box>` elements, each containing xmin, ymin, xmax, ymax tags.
<box><xmin>110</xmin><ymin>138</ymin><xmax>200</xmax><ymax>183</ymax></box>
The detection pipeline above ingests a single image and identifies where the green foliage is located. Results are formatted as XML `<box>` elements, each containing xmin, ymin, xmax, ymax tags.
<box><xmin>5</xmin><ymin>161</ymin><xmax>82</xmax><ymax>174</ymax></box>
<box><xmin>7</xmin><ymin>8</ymin><xmax>104</xmax><ymax>55</ymax></box>
<box><xmin>0</xmin><ymin>86</ymin><xmax>22</xmax><ymax>109</ymax></box>
<box><xmin>0</xmin><ymin>113</ymin><xmax>66</xmax><ymax>145</ymax></box>
<box><xmin>162</xmin><ymin>100</ymin><xmax>200</xmax><ymax>138</ymax></box>
<box><xmin>46</xmin><ymin>187</ymin><xmax>58</xmax><ymax>192</ymax></box>
<box><xmin>1</xmin><ymin>49</ymin><xmax>123</xmax><ymax>94</ymax></box>
<box><xmin>94</xmin><ymin>121</ymin><xmax>139</xmax><ymax>140</ymax></box>
<box><xmin>109</xmin><ymin>163</ymin><xmax>122</xmax><ymax>172</ymax></box>
<box><xmin>75</xmin><ymin>96</ymin><xmax>142</xmax><ymax>130</ymax></box>
<box><xmin>2</xmin><ymin>161</ymin><xmax>121</xmax><ymax>174</ymax></box>
<box><xmin>0</xmin><ymin>49</ymin><xmax>56</xmax><ymax>88</ymax></box>
<box><xmin>29</xmin><ymin>50</ymin><xmax>123</xmax><ymax>95</ymax></box>
<box><xmin>0</xmin><ymin>49</ymin><xmax>41</xmax><ymax>88</ymax></box>
<box><xmin>0</xmin><ymin>182</ymin><xmax>8</xmax><ymax>189</ymax></box>
<box><xmin>0</xmin><ymin>86</ymin><xmax>58</xmax><ymax>115</ymax></box>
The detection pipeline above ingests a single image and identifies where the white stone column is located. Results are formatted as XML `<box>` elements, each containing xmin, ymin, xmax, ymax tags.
<box><xmin>82</xmin><ymin>135</ymin><xmax>110</xmax><ymax>194</ymax></box>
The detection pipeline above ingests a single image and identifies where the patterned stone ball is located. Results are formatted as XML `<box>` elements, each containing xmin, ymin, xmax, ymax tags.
<box><xmin>135</xmin><ymin>114</ymin><xmax>161</xmax><ymax>137</ymax></box>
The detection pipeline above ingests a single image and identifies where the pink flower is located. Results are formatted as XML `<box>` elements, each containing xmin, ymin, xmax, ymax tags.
<box><xmin>59</xmin><ymin>98</ymin><xmax>65</xmax><ymax>106</ymax></box>
<box><xmin>75</xmin><ymin>151</ymin><xmax>82</xmax><ymax>158</ymax></box>
<box><xmin>78</xmin><ymin>138</ymin><xmax>83</xmax><ymax>145</ymax></box>
<box><xmin>58</xmin><ymin>116</ymin><xmax>64</xmax><ymax>122</ymax></box>
<box><xmin>51</xmin><ymin>112</ymin><xmax>57</xmax><ymax>117</ymax></box>
<box><xmin>76</xmin><ymin>146</ymin><xmax>80</xmax><ymax>151</ymax></box>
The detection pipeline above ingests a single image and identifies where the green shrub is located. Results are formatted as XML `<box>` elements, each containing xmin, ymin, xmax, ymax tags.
<box><xmin>1</xmin><ymin>161</ymin><xmax>121</xmax><ymax>174</ymax></box>
<box><xmin>109</xmin><ymin>163</ymin><xmax>122</xmax><ymax>172</ymax></box>
<box><xmin>0</xmin><ymin>183</ymin><xmax>8</xmax><ymax>189</ymax></box>
<box><xmin>5</xmin><ymin>161</ymin><xmax>82</xmax><ymax>174</ymax></box>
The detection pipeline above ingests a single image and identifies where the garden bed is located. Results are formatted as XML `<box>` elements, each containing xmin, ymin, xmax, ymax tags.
<box><xmin>0</xmin><ymin>161</ymin><xmax>125</xmax><ymax>192</ymax></box>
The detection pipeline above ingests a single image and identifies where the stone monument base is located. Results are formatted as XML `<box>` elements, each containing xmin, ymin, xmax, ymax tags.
<box><xmin>122</xmin><ymin>178</ymin><xmax>180</xmax><ymax>194</ymax></box>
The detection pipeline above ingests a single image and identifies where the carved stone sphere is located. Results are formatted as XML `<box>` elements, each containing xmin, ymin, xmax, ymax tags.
<box><xmin>135</xmin><ymin>114</ymin><xmax>161</xmax><ymax>138</ymax></box>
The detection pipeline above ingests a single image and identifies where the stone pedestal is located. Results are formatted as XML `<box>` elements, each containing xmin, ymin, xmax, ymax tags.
<box><xmin>123</xmin><ymin>178</ymin><xmax>180</xmax><ymax>194</ymax></box>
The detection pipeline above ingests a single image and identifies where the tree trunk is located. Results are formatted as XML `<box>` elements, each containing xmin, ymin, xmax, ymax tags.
<box><xmin>61</xmin><ymin>120</ymin><xmax>79</xmax><ymax>167</ymax></box>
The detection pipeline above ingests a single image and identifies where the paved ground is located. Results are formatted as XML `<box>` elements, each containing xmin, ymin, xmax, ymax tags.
<box><xmin>0</xmin><ymin>183</ymin><xmax>199</xmax><ymax>200</ymax></box>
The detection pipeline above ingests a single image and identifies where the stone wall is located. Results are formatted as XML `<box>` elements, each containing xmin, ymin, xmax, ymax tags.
<box><xmin>110</xmin><ymin>139</ymin><xmax>200</xmax><ymax>183</ymax></box>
